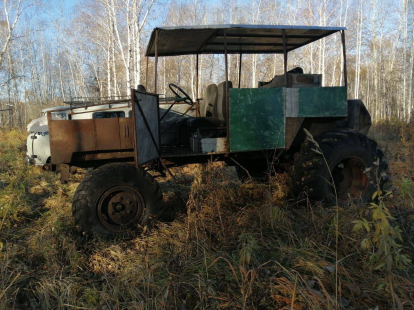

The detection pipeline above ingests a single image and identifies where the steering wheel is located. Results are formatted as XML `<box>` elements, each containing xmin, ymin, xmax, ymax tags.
<box><xmin>169</xmin><ymin>83</ymin><xmax>194</xmax><ymax>105</ymax></box>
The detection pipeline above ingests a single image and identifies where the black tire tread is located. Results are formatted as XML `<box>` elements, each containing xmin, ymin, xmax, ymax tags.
<box><xmin>72</xmin><ymin>163</ymin><xmax>163</xmax><ymax>236</ymax></box>
<box><xmin>293</xmin><ymin>129</ymin><xmax>387</xmax><ymax>202</ymax></box>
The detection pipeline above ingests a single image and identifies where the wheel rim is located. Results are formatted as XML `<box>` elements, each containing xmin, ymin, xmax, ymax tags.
<box><xmin>331</xmin><ymin>157</ymin><xmax>369</xmax><ymax>204</ymax></box>
<box><xmin>97</xmin><ymin>185</ymin><xmax>145</xmax><ymax>232</ymax></box>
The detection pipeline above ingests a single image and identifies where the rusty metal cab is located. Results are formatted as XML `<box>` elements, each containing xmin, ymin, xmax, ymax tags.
<box><xmin>48</xmin><ymin>115</ymin><xmax>135</xmax><ymax>165</ymax></box>
<box><xmin>46</xmin><ymin>93</ymin><xmax>197</xmax><ymax>181</ymax></box>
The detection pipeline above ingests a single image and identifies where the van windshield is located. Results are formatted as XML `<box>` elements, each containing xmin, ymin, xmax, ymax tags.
<box><xmin>92</xmin><ymin>111</ymin><xmax>125</xmax><ymax>119</ymax></box>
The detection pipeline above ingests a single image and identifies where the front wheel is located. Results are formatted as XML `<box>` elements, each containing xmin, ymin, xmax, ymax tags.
<box><xmin>72</xmin><ymin>163</ymin><xmax>163</xmax><ymax>236</ymax></box>
<box><xmin>292</xmin><ymin>129</ymin><xmax>388</xmax><ymax>204</ymax></box>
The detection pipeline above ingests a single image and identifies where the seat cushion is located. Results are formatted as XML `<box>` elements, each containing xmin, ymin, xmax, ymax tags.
<box><xmin>186</xmin><ymin>117</ymin><xmax>224</xmax><ymax>128</ymax></box>
<box><xmin>201</xmin><ymin>84</ymin><xmax>218</xmax><ymax>117</ymax></box>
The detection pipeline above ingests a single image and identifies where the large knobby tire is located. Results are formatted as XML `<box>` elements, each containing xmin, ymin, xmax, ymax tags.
<box><xmin>293</xmin><ymin>129</ymin><xmax>388</xmax><ymax>204</ymax></box>
<box><xmin>72</xmin><ymin>163</ymin><xmax>163</xmax><ymax>236</ymax></box>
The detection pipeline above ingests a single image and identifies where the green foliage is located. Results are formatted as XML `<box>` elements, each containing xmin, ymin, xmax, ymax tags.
<box><xmin>238</xmin><ymin>233</ymin><xmax>259</xmax><ymax>266</ymax></box>
<box><xmin>0</xmin><ymin>131</ymin><xmax>28</xmax><ymax>229</ymax></box>
<box><xmin>353</xmin><ymin>191</ymin><xmax>411</xmax><ymax>273</ymax></box>
<box><xmin>82</xmin><ymin>287</ymin><xmax>100</xmax><ymax>307</ymax></box>
<box><xmin>400</xmin><ymin>178</ymin><xmax>414</xmax><ymax>204</ymax></box>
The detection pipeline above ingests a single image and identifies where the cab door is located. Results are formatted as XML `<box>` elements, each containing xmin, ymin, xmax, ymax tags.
<box><xmin>133</xmin><ymin>90</ymin><xmax>161</xmax><ymax>165</ymax></box>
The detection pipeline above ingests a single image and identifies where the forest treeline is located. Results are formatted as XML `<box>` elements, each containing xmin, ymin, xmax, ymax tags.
<box><xmin>0</xmin><ymin>0</ymin><xmax>413</xmax><ymax>128</ymax></box>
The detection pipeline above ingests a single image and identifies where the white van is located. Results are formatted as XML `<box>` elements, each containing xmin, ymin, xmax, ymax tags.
<box><xmin>26</xmin><ymin>102</ymin><xmax>132</xmax><ymax>166</ymax></box>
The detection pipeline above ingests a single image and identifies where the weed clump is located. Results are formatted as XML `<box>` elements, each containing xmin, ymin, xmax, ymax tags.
<box><xmin>0</xmin><ymin>129</ymin><xmax>413</xmax><ymax>309</ymax></box>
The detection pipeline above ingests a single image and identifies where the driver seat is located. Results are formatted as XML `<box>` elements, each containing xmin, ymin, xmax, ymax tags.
<box><xmin>187</xmin><ymin>83</ymin><xmax>224</xmax><ymax>128</ymax></box>
<box><xmin>200</xmin><ymin>84</ymin><xmax>218</xmax><ymax>117</ymax></box>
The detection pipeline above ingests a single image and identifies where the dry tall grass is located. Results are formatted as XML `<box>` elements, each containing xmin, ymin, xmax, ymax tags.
<box><xmin>1</xmin><ymin>125</ymin><xmax>413</xmax><ymax>309</ymax></box>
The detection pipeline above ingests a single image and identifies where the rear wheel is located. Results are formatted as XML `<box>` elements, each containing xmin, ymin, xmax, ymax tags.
<box><xmin>293</xmin><ymin>129</ymin><xmax>388</xmax><ymax>204</ymax></box>
<box><xmin>72</xmin><ymin>163</ymin><xmax>163</xmax><ymax>236</ymax></box>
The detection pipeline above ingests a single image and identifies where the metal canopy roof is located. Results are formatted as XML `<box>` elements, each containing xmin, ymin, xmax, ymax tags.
<box><xmin>145</xmin><ymin>24</ymin><xmax>346</xmax><ymax>57</ymax></box>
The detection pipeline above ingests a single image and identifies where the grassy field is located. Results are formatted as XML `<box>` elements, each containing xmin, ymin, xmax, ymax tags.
<box><xmin>1</xmin><ymin>123</ymin><xmax>414</xmax><ymax>309</ymax></box>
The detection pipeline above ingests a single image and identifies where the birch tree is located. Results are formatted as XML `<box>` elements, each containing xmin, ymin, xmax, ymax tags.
<box><xmin>0</xmin><ymin>0</ymin><xmax>22</xmax><ymax>68</ymax></box>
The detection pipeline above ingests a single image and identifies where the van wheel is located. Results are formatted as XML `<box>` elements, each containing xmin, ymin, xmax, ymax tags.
<box><xmin>72</xmin><ymin>163</ymin><xmax>163</xmax><ymax>236</ymax></box>
<box><xmin>293</xmin><ymin>129</ymin><xmax>388</xmax><ymax>204</ymax></box>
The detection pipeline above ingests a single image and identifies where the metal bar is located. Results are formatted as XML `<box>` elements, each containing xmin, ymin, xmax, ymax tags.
<box><xmin>191</xmin><ymin>126</ymin><xmax>227</xmax><ymax>130</ymax></box>
<box><xmin>53</xmin><ymin>102</ymin><xmax>131</xmax><ymax>114</ymax></box>
<box><xmin>215</xmin><ymin>34</ymin><xmax>332</xmax><ymax>39</ymax></box>
<box><xmin>228</xmin><ymin>156</ymin><xmax>252</xmax><ymax>179</ymax></box>
<box><xmin>131</xmin><ymin>90</ymin><xmax>139</xmax><ymax>167</ymax></box>
<box><xmin>197</xmin><ymin>29</ymin><xmax>221</xmax><ymax>52</ymax></box>
<box><xmin>157</xmin><ymin>94</ymin><xmax>161</xmax><ymax>159</ymax></box>
<box><xmin>145</xmin><ymin>57</ymin><xmax>149</xmax><ymax>90</ymax></box>
<box><xmin>83</xmin><ymin>151</ymin><xmax>135</xmax><ymax>161</ymax></box>
<box><xmin>160</xmin><ymin>102</ymin><xmax>176</xmax><ymax>121</ymax></box>
<box><xmin>341</xmin><ymin>30</ymin><xmax>348</xmax><ymax>87</ymax></box>
<box><xmin>282</xmin><ymin>29</ymin><xmax>288</xmax><ymax>87</ymax></box>
<box><xmin>146</xmin><ymin>32</ymin><xmax>337</xmax><ymax>58</ymax></box>
<box><xmin>195</xmin><ymin>99</ymin><xmax>201</xmax><ymax>117</ymax></box>
<box><xmin>207</xmin><ymin>42</ymin><xmax>302</xmax><ymax>47</ymax></box>
<box><xmin>224</xmin><ymin>30</ymin><xmax>230</xmax><ymax>153</ymax></box>
<box><xmin>64</xmin><ymin>98</ymin><xmax>131</xmax><ymax>105</ymax></box>
<box><xmin>160</xmin><ymin>159</ymin><xmax>191</xmax><ymax>185</ymax></box>
<box><xmin>69</xmin><ymin>105</ymin><xmax>131</xmax><ymax>116</ymax></box>
<box><xmin>146</xmin><ymin>50</ymin><xmax>290</xmax><ymax>57</ymax></box>
<box><xmin>154</xmin><ymin>29</ymin><xmax>159</xmax><ymax>94</ymax></box>
<box><xmin>196</xmin><ymin>54</ymin><xmax>200</xmax><ymax>116</ymax></box>
<box><xmin>159</xmin><ymin>101</ymin><xmax>193</xmax><ymax>105</ymax></box>
<box><xmin>70</xmin><ymin>95</ymin><xmax>129</xmax><ymax>100</ymax></box>
<box><xmin>238</xmin><ymin>53</ymin><xmax>242</xmax><ymax>88</ymax></box>
<box><xmin>196</xmin><ymin>54</ymin><xmax>199</xmax><ymax>98</ymax></box>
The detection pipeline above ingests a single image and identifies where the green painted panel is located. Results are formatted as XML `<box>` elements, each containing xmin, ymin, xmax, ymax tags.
<box><xmin>229</xmin><ymin>88</ymin><xmax>285</xmax><ymax>152</ymax></box>
<box><xmin>297</xmin><ymin>87</ymin><xmax>347</xmax><ymax>117</ymax></box>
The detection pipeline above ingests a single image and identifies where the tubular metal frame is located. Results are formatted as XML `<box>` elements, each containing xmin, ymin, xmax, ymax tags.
<box><xmin>145</xmin><ymin>28</ymin><xmax>348</xmax><ymax>154</ymax></box>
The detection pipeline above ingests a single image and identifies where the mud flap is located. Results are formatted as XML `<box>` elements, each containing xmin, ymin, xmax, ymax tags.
<box><xmin>60</xmin><ymin>164</ymin><xmax>70</xmax><ymax>183</ymax></box>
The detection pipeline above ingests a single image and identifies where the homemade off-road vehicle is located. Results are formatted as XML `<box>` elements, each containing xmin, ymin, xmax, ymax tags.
<box><xmin>47</xmin><ymin>25</ymin><xmax>387</xmax><ymax>236</ymax></box>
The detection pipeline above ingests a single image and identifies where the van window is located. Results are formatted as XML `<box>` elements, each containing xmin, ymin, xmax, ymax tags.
<box><xmin>51</xmin><ymin>112</ymin><xmax>67</xmax><ymax>120</ymax></box>
<box><xmin>128</xmin><ymin>110</ymin><xmax>132</xmax><ymax>117</ymax></box>
<box><xmin>92</xmin><ymin>111</ymin><xmax>125</xmax><ymax>119</ymax></box>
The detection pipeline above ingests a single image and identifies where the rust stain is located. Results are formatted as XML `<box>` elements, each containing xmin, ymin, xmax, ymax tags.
<box><xmin>49</xmin><ymin>117</ymin><xmax>134</xmax><ymax>165</ymax></box>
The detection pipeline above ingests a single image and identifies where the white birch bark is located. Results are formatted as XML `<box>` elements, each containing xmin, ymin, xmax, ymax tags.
<box><xmin>0</xmin><ymin>0</ymin><xmax>22</xmax><ymax>67</ymax></box>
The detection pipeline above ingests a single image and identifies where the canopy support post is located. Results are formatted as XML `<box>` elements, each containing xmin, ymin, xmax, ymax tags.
<box><xmin>145</xmin><ymin>57</ymin><xmax>149</xmax><ymax>90</ymax></box>
<box><xmin>154</xmin><ymin>29</ymin><xmax>159</xmax><ymax>94</ymax></box>
<box><xmin>196</xmin><ymin>54</ymin><xmax>199</xmax><ymax>99</ymax></box>
<box><xmin>282</xmin><ymin>29</ymin><xmax>288</xmax><ymax>87</ymax></box>
<box><xmin>238</xmin><ymin>53</ymin><xmax>242</xmax><ymax>88</ymax></box>
<box><xmin>224</xmin><ymin>30</ymin><xmax>230</xmax><ymax>152</ymax></box>
<box><xmin>341</xmin><ymin>30</ymin><xmax>348</xmax><ymax>87</ymax></box>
